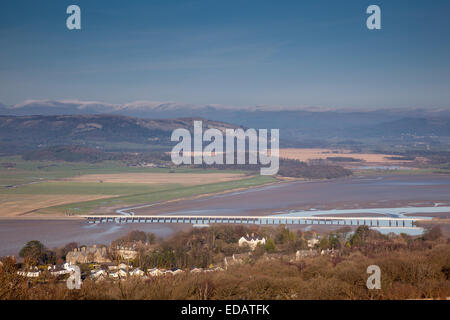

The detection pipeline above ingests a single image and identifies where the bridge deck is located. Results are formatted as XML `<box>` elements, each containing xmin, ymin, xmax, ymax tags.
<box><xmin>81</xmin><ymin>215</ymin><xmax>425</xmax><ymax>229</ymax></box>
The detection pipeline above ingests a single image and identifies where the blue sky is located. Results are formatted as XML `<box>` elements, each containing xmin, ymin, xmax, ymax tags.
<box><xmin>0</xmin><ymin>0</ymin><xmax>449</xmax><ymax>108</ymax></box>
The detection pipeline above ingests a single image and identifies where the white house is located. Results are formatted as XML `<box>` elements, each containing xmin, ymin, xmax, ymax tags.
<box><xmin>148</xmin><ymin>268</ymin><xmax>164</xmax><ymax>277</ymax></box>
<box><xmin>238</xmin><ymin>233</ymin><xmax>266</xmax><ymax>250</ymax></box>
<box><xmin>91</xmin><ymin>269</ymin><xmax>107</xmax><ymax>281</ymax></box>
<box><xmin>108</xmin><ymin>269</ymin><xmax>127</xmax><ymax>278</ymax></box>
<box><xmin>118</xmin><ymin>268</ymin><xmax>128</xmax><ymax>277</ymax></box>
<box><xmin>17</xmin><ymin>271</ymin><xmax>40</xmax><ymax>278</ymax></box>
<box><xmin>170</xmin><ymin>268</ymin><xmax>184</xmax><ymax>276</ymax></box>
<box><xmin>130</xmin><ymin>268</ymin><xmax>145</xmax><ymax>277</ymax></box>
<box><xmin>50</xmin><ymin>267</ymin><xmax>70</xmax><ymax>276</ymax></box>
<box><xmin>307</xmin><ymin>238</ymin><xmax>320</xmax><ymax>248</ymax></box>
<box><xmin>118</xmin><ymin>263</ymin><xmax>129</xmax><ymax>270</ymax></box>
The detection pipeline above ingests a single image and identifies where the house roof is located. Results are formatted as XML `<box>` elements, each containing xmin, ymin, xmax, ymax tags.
<box><xmin>241</xmin><ymin>235</ymin><xmax>264</xmax><ymax>241</ymax></box>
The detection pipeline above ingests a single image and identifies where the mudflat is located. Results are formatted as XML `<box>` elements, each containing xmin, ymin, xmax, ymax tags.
<box><xmin>131</xmin><ymin>174</ymin><xmax>450</xmax><ymax>216</ymax></box>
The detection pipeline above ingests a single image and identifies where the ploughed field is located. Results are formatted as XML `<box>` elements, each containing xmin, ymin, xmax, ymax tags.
<box><xmin>0</xmin><ymin>194</ymin><xmax>115</xmax><ymax>217</ymax></box>
<box><xmin>64</xmin><ymin>172</ymin><xmax>247</xmax><ymax>185</ymax></box>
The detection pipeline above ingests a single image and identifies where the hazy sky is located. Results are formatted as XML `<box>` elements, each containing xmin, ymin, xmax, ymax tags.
<box><xmin>0</xmin><ymin>0</ymin><xmax>449</xmax><ymax>108</ymax></box>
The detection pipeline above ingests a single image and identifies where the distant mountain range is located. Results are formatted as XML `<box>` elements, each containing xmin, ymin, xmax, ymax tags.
<box><xmin>1</xmin><ymin>100</ymin><xmax>449</xmax><ymax>152</ymax></box>
<box><xmin>2</xmin><ymin>99</ymin><xmax>449</xmax><ymax>117</ymax></box>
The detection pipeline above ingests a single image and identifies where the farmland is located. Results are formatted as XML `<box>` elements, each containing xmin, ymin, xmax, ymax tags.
<box><xmin>0</xmin><ymin>156</ymin><xmax>276</xmax><ymax>217</ymax></box>
<box><xmin>0</xmin><ymin>156</ymin><xmax>245</xmax><ymax>187</ymax></box>
<box><xmin>280</xmin><ymin>148</ymin><xmax>414</xmax><ymax>164</ymax></box>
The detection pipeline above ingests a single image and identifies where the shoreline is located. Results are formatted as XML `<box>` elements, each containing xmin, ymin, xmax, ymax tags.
<box><xmin>4</xmin><ymin>172</ymin><xmax>449</xmax><ymax>221</ymax></box>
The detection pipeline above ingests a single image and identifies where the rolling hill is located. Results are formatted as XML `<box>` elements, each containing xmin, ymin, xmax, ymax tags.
<box><xmin>0</xmin><ymin>114</ymin><xmax>241</xmax><ymax>154</ymax></box>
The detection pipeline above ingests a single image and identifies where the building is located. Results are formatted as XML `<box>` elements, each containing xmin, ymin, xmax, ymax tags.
<box><xmin>148</xmin><ymin>267</ymin><xmax>164</xmax><ymax>277</ymax></box>
<box><xmin>118</xmin><ymin>268</ymin><xmax>127</xmax><ymax>277</ymax></box>
<box><xmin>238</xmin><ymin>233</ymin><xmax>266</xmax><ymax>250</ymax></box>
<box><xmin>130</xmin><ymin>268</ymin><xmax>145</xmax><ymax>277</ymax></box>
<box><xmin>295</xmin><ymin>249</ymin><xmax>318</xmax><ymax>260</ymax></box>
<box><xmin>118</xmin><ymin>263</ymin><xmax>130</xmax><ymax>270</ymax></box>
<box><xmin>17</xmin><ymin>270</ymin><xmax>40</xmax><ymax>278</ymax></box>
<box><xmin>307</xmin><ymin>238</ymin><xmax>320</xmax><ymax>248</ymax></box>
<box><xmin>169</xmin><ymin>268</ymin><xmax>184</xmax><ymax>276</ymax></box>
<box><xmin>224</xmin><ymin>252</ymin><xmax>251</xmax><ymax>266</ymax></box>
<box><xmin>91</xmin><ymin>269</ymin><xmax>108</xmax><ymax>281</ymax></box>
<box><xmin>66</xmin><ymin>245</ymin><xmax>111</xmax><ymax>264</ymax></box>
<box><xmin>48</xmin><ymin>264</ymin><xmax>70</xmax><ymax>276</ymax></box>
<box><xmin>115</xmin><ymin>246</ymin><xmax>138</xmax><ymax>260</ymax></box>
